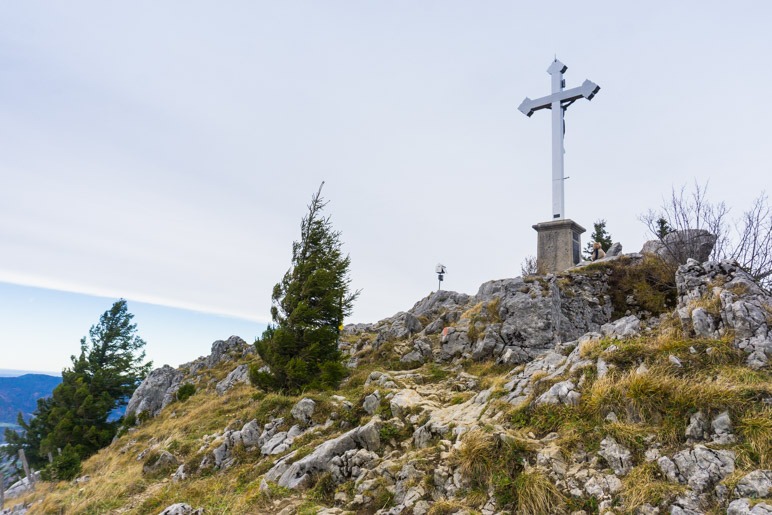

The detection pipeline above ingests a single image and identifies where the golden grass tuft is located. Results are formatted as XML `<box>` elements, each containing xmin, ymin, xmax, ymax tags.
<box><xmin>737</xmin><ymin>408</ymin><xmax>772</xmax><ymax>468</ymax></box>
<box><xmin>622</xmin><ymin>462</ymin><xmax>686</xmax><ymax>511</ymax></box>
<box><xmin>511</xmin><ymin>469</ymin><xmax>566</xmax><ymax>515</ymax></box>
<box><xmin>427</xmin><ymin>500</ymin><xmax>469</xmax><ymax>515</ymax></box>
<box><xmin>455</xmin><ymin>429</ymin><xmax>497</xmax><ymax>485</ymax></box>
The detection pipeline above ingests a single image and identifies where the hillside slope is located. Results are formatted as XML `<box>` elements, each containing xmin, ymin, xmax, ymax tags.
<box><xmin>4</xmin><ymin>256</ymin><xmax>771</xmax><ymax>515</ymax></box>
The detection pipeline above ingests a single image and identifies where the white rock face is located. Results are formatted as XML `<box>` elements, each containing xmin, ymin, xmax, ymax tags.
<box><xmin>264</xmin><ymin>417</ymin><xmax>381</xmax><ymax>489</ymax></box>
<box><xmin>728</xmin><ymin>498</ymin><xmax>772</xmax><ymax>515</ymax></box>
<box><xmin>535</xmin><ymin>380</ymin><xmax>580</xmax><ymax>406</ymax></box>
<box><xmin>290</xmin><ymin>398</ymin><xmax>316</xmax><ymax>426</ymax></box>
<box><xmin>215</xmin><ymin>364</ymin><xmax>250</xmax><ymax>395</ymax></box>
<box><xmin>598</xmin><ymin>436</ymin><xmax>633</xmax><ymax>476</ymax></box>
<box><xmin>676</xmin><ymin>259</ymin><xmax>772</xmax><ymax>369</ymax></box>
<box><xmin>158</xmin><ymin>503</ymin><xmax>204</xmax><ymax>515</ymax></box>
<box><xmin>126</xmin><ymin>365</ymin><xmax>185</xmax><ymax>418</ymax></box>
<box><xmin>734</xmin><ymin>469</ymin><xmax>772</xmax><ymax>498</ymax></box>
<box><xmin>658</xmin><ymin>445</ymin><xmax>735</xmax><ymax>493</ymax></box>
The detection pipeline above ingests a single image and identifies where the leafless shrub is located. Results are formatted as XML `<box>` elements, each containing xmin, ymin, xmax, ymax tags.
<box><xmin>520</xmin><ymin>255</ymin><xmax>540</xmax><ymax>277</ymax></box>
<box><xmin>641</xmin><ymin>182</ymin><xmax>772</xmax><ymax>289</ymax></box>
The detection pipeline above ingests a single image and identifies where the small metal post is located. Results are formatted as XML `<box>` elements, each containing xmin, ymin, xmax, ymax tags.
<box><xmin>435</xmin><ymin>264</ymin><xmax>446</xmax><ymax>291</ymax></box>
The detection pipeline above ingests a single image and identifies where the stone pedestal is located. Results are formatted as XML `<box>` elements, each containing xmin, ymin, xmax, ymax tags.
<box><xmin>532</xmin><ymin>219</ymin><xmax>586</xmax><ymax>273</ymax></box>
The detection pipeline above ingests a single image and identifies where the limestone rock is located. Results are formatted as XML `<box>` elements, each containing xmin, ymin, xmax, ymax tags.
<box><xmin>291</xmin><ymin>398</ymin><xmax>316</xmax><ymax>426</ymax></box>
<box><xmin>734</xmin><ymin>469</ymin><xmax>772</xmax><ymax>498</ymax></box>
<box><xmin>711</xmin><ymin>410</ymin><xmax>735</xmax><ymax>444</ymax></box>
<box><xmin>598</xmin><ymin>436</ymin><xmax>633</xmax><ymax>476</ymax></box>
<box><xmin>657</xmin><ymin>445</ymin><xmax>735</xmax><ymax>492</ymax></box>
<box><xmin>215</xmin><ymin>364</ymin><xmax>250</xmax><ymax>395</ymax></box>
<box><xmin>158</xmin><ymin>504</ymin><xmax>204</xmax><ymax>515</ymax></box>
<box><xmin>126</xmin><ymin>365</ymin><xmax>185</xmax><ymax>418</ymax></box>
<box><xmin>600</xmin><ymin>315</ymin><xmax>641</xmax><ymax>339</ymax></box>
<box><xmin>207</xmin><ymin>335</ymin><xmax>251</xmax><ymax>368</ymax></box>
<box><xmin>685</xmin><ymin>411</ymin><xmax>709</xmax><ymax>442</ymax></box>
<box><xmin>727</xmin><ymin>498</ymin><xmax>772</xmax><ymax>515</ymax></box>
<box><xmin>641</xmin><ymin>229</ymin><xmax>717</xmax><ymax>264</ymax></box>
<box><xmin>536</xmin><ymin>380</ymin><xmax>580</xmax><ymax>406</ymax></box>
<box><xmin>605</xmin><ymin>242</ymin><xmax>623</xmax><ymax>257</ymax></box>
<box><xmin>676</xmin><ymin>259</ymin><xmax>772</xmax><ymax>369</ymax></box>
<box><xmin>363</xmin><ymin>390</ymin><xmax>381</xmax><ymax>415</ymax></box>
<box><xmin>265</xmin><ymin>417</ymin><xmax>381</xmax><ymax>489</ymax></box>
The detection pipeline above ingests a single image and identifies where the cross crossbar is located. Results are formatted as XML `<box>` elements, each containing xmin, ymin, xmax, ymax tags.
<box><xmin>518</xmin><ymin>79</ymin><xmax>600</xmax><ymax>117</ymax></box>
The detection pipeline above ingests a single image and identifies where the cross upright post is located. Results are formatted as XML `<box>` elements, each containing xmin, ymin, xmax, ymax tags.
<box><xmin>520</xmin><ymin>59</ymin><xmax>599</xmax><ymax>273</ymax></box>
<box><xmin>519</xmin><ymin>59</ymin><xmax>600</xmax><ymax>220</ymax></box>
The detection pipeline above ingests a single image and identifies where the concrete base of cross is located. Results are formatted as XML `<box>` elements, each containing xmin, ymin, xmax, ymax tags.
<box><xmin>532</xmin><ymin>219</ymin><xmax>586</xmax><ymax>274</ymax></box>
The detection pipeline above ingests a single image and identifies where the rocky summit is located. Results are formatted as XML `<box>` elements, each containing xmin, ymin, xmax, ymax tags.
<box><xmin>3</xmin><ymin>254</ymin><xmax>771</xmax><ymax>515</ymax></box>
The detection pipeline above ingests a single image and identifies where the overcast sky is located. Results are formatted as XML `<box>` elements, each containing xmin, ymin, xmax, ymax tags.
<box><xmin>2</xmin><ymin>2</ymin><xmax>771</xmax><ymax>371</ymax></box>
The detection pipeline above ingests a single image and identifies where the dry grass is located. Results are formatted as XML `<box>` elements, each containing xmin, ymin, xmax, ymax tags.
<box><xmin>455</xmin><ymin>430</ymin><xmax>497</xmax><ymax>486</ymax></box>
<box><xmin>737</xmin><ymin>407</ymin><xmax>772</xmax><ymax>468</ymax></box>
<box><xmin>510</xmin><ymin>469</ymin><xmax>565</xmax><ymax>515</ymax></box>
<box><xmin>622</xmin><ymin>462</ymin><xmax>686</xmax><ymax>511</ymax></box>
<box><xmin>427</xmin><ymin>500</ymin><xmax>469</xmax><ymax>515</ymax></box>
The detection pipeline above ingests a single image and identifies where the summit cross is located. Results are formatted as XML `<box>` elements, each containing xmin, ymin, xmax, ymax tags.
<box><xmin>519</xmin><ymin>59</ymin><xmax>600</xmax><ymax>220</ymax></box>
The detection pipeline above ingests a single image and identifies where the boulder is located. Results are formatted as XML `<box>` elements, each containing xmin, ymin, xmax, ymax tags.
<box><xmin>362</xmin><ymin>391</ymin><xmax>381</xmax><ymax>415</ymax></box>
<box><xmin>727</xmin><ymin>498</ymin><xmax>772</xmax><ymax>515</ymax></box>
<box><xmin>735</xmin><ymin>470</ymin><xmax>772</xmax><ymax>498</ymax></box>
<box><xmin>684</xmin><ymin>411</ymin><xmax>709</xmax><ymax>441</ymax></box>
<box><xmin>641</xmin><ymin>229</ymin><xmax>717</xmax><ymax>264</ymax></box>
<box><xmin>264</xmin><ymin>417</ymin><xmax>381</xmax><ymax>489</ymax></box>
<box><xmin>215</xmin><ymin>364</ymin><xmax>250</xmax><ymax>395</ymax></box>
<box><xmin>598</xmin><ymin>436</ymin><xmax>633</xmax><ymax>476</ymax></box>
<box><xmin>126</xmin><ymin>365</ymin><xmax>185</xmax><ymax>418</ymax></box>
<box><xmin>676</xmin><ymin>259</ymin><xmax>772</xmax><ymax>369</ymax></box>
<box><xmin>158</xmin><ymin>504</ymin><xmax>204</xmax><ymax>515</ymax></box>
<box><xmin>605</xmin><ymin>242</ymin><xmax>623</xmax><ymax>257</ymax></box>
<box><xmin>207</xmin><ymin>335</ymin><xmax>251</xmax><ymax>368</ymax></box>
<box><xmin>600</xmin><ymin>315</ymin><xmax>641</xmax><ymax>339</ymax></box>
<box><xmin>657</xmin><ymin>445</ymin><xmax>735</xmax><ymax>492</ymax></box>
<box><xmin>290</xmin><ymin>398</ymin><xmax>316</xmax><ymax>426</ymax></box>
<box><xmin>535</xmin><ymin>380</ymin><xmax>580</xmax><ymax>406</ymax></box>
<box><xmin>711</xmin><ymin>410</ymin><xmax>735</xmax><ymax>444</ymax></box>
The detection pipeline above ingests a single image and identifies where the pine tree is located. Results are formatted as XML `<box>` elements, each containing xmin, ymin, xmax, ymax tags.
<box><xmin>2</xmin><ymin>300</ymin><xmax>151</xmax><ymax>472</ymax></box>
<box><xmin>655</xmin><ymin>217</ymin><xmax>672</xmax><ymax>240</ymax></box>
<box><xmin>584</xmin><ymin>219</ymin><xmax>613</xmax><ymax>258</ymax></box>
<box><xmin>251</xmin><ymin>183</ymin><xmax>359</xmax><ymax>393</ymax></box>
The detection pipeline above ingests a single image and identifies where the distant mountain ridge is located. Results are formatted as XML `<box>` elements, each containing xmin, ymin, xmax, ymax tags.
<box><xmin>0</xmin><ymin>373</ymin><xmax>61</xmax><ymax>424</ymax></box>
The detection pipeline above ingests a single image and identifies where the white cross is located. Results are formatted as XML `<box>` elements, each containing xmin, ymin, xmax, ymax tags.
<box><xmin>519</xmin><ymin>59</ymin><xmax>600</xmax><ymax>220</ymax></box>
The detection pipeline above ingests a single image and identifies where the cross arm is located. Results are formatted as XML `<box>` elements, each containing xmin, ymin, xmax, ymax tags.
<box><xmin>518</xmin><ymin>79</ymin><xmax>600</xmax><ymax>117</ymax></box>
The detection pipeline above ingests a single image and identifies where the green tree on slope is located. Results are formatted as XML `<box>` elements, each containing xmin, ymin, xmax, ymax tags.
<box><xmin>251</xmin><ymin>183</ymin><xmax>359</xmax><ymax>393</ymax></box>
<box><xmin>3</xmin><ymin>300</ymin><xmax>151</xmax><ymax>477</ymax></box>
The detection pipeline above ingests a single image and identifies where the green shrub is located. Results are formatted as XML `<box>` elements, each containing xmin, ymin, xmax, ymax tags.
<box><xmin>176</xmin><ymin>383</ymin><xmax>196</xmax><ymax>402</ymax></box>
<box><xmin>41</xmin><ymin>444</ymin><xmax>82</xmax><ymax>481</ymax></box>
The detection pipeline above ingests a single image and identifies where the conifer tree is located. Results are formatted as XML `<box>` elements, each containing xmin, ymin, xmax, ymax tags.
<box><xmin>655</xmin><ymin>217</ymin><xmax>672</xmax><ymax>239</ymax></box>
<box><xmin>584</xmin><ymin>219</ymin><xmax>613</xmax><ymax>258</ymax></box>
<box><xmin>251</xmin><ymin>183</ymin><xmax>359</xmax><ymax>393</ymax></box>
<box><xmin>2</xmin><ymin>300</ymin><xmax>151</xmax><ymax>475</ymax></box>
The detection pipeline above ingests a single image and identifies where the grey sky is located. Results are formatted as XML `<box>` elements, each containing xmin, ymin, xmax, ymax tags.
<box><xmin>1</xmin><ymin>1</ymin><xmax>770</xmax><ymax>332</ymax></box>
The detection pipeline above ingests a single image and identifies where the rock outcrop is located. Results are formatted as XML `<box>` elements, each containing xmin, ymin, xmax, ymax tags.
<box><xmin>125</xmin><ymin>365</ymin><xmax>185</xmax><ymax>418</ymax></box>
<box><xmin>676</xmin><ymin>259</ymin><xmax>772</xmax><ymax>369</ymax></box>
